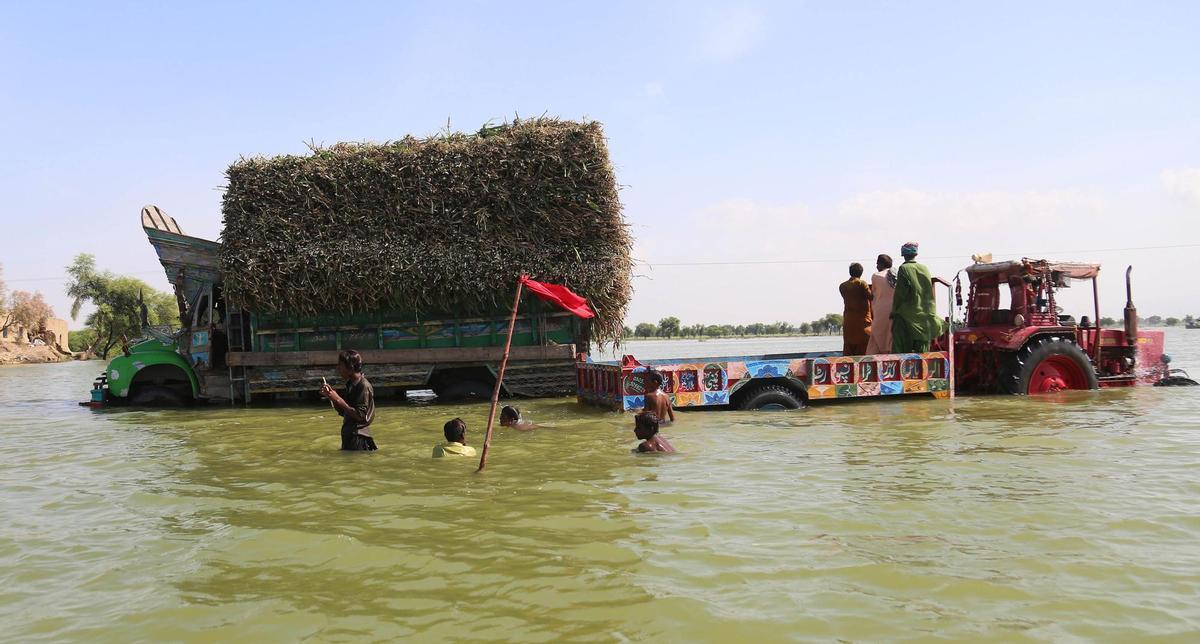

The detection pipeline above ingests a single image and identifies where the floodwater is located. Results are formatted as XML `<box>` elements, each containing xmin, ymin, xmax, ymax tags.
<box><xmin>2</xmin><ymin>331</ymin><xmax>1199</xmax><ymax>642</ymax></box>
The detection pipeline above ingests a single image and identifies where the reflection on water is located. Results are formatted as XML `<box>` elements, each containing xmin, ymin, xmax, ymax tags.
<box><xmin>2</xmin><ymin>329</ymin><xmax>1199</xmax><ymax>641</ymax></box>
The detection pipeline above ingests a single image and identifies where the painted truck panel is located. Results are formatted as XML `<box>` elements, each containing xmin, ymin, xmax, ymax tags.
<box><xmin>577</xmin><ymin>351</ymin><xmax>951</xmax><ymax>411</ymax></box>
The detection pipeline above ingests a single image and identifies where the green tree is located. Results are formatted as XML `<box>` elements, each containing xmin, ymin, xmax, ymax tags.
<box><xmin>68</xmin><ymin>328</ymin><xmax>97</xmax><ymax>353</ymax></box>
<box><xmin>1099</xmin><ymin>316</ymin><xmax>1117</xmax><ymax>328</ymax></box>
<box><xmin>65</xmin><ymin>253</ymin><xmax>179</xmax><ymax>358</ymax></box>
<box><xmin>1146</xmin><ymin>315</ymin><xmax>1163</xmax><ymax>326</ymax></box>
<box><xmin>799</xmin><ymin>322</ymin><xmax>812</xmax><ymax>335</ymax></box>
<box><xmin>656</xmin><ymin>316</ymin><xmax>681</xmax><ymax>339</ymax></box>
<box><xmin>1165</xmin><ymin>317</ymin><xmax>1181</xmax><ymax>327</ymax></box>
<box><xmin>622</xmin><ymin>325</ymin><xmax>634</xmax><ymax>337</ymax></box>
<box><xmin>634</xmin><ymin>322</ymin><xmax>656</xmax><ymax>338</ymax></box>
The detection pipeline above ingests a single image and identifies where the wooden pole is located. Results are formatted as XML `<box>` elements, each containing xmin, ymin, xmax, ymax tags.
<box><xmin>1092</xmin><ymin>276</ymin><xmax>1102</xmax><ymax>366</ymax></box>
<box><xmin>477</xmin><ymin>275</ymin><xmax>526</xmax><ymax>472</ymax></box>
<box><xmin>947</xmin><ymin>278</ymin><xmax>956</xmax><ymax>400</ymax></box>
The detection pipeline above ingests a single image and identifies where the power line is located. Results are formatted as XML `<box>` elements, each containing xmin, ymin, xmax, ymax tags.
<box><xmin>635</xmin><ymin>243</ymin><xmax>1200</xmax><ymax>267</ymax></box>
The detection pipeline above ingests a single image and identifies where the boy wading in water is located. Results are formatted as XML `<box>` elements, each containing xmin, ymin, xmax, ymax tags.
<box><xmin>634</xmin><ymin>412</ymin><xmax>675</xmax><ymax>453</ymax></box>
<box><xmin>500</xmin><ymin>405</ymin><xmax>540</xmax><ymax>431</ymax></box>
<box><xmin>320</xmin><ymin>350</ymin><xmax>377</xmax><ymax>451</ymax></box>
<box><xmin>433</xmin><ymin>418</ymin><xmax>477</xmax><ymax>457</ymax></box>
<box><xmin>642</xmin><ymin>370</ymin><xmax>675</xmax><ymax>424</ymax></box>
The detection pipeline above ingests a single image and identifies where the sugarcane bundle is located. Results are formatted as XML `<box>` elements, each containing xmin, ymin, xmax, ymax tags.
<box><xmin>220</xmin><ymin>118</ymin><xmax>631</xmax><ymax>345</ymax></box>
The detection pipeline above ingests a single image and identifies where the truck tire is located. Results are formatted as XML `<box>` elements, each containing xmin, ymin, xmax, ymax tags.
<box><xmin>129</xmin><ymin>385</ymin><xmax>190</xmax><ymax>407</ymax></box>
<box><xmin>1002</xmin><ymin>336</ymin><xmax>1099</xmax><ymax>395</ymax></box>
<box><xmin>435</xmin><ymin>380</ymin><xmax>493</xmax><ymax>402</ymax></box>
<box><xmin>738</xmin><ymin>384</ymin><xmax>804</xmax><ymax>410</ymax></box>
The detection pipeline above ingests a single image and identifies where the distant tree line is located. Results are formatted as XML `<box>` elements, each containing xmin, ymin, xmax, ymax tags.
<box><xmin>624</xmin><ymin>315</ymin><xmax>845</xmax><ymax>339</ymax></box>
<box><xmin>1098</xmin><ymin>315</ymin><xmax>1196</xmax><ymax>328</ymax></box>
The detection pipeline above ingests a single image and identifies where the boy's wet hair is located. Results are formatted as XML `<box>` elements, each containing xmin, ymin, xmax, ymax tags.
<box><xmin>444</xmin><ymin>417</ymin><xmax>467</xmax><ymax>443</ymax></box>
<box><xmin>644</xmin><ymin>370</ymin><xmax>663</xmax><ymax>388</ymax></box>
<box><xmin>338</xmin><ymin>350</ymin><xmax>363</xmax><ymax>373</ymax></box>
<box><xmin>635</xmin><ymin>411</ymin><xmax>659</xmax><ymax>436</ymax></box>
<box><xmin>500</xmin><ymin>406</ymin><xmax>520</xmax><ymax>423</ymax></box>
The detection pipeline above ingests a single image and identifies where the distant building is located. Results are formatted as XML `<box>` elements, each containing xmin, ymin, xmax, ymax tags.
<box><xmin>0</xmin><ymin>318</ymin><xmax>71</xmax><ymax>353</ymax></box>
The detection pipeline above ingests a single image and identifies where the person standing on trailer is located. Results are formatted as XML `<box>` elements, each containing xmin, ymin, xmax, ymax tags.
<box><xmin>891</xmin><ymin>242</ymin><xmax>945</xmax><ymax>353</ymax></box>
<box><xmin>839</xmin><ymin>262</ymin><xmax>872</xmax><ymax>356</ymax></box>
<box><xmin>320</xmin><ymin>350</ymin><xmax>378</xmax><ymax>451</ymax></box>
<box><xmin>866</xmin><ymin>254</ymin><xmax>897</xmax><ymax>354</ymax></box>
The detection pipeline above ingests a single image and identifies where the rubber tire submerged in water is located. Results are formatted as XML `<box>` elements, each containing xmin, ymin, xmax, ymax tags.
<box><xmin>129</xmin><ymin>385</ymin><xmax>190</xmax><ymax>407</ymax></box>
<box><xmin>1002</xmin><ymin>336</ymin><xmax>1099</xmax><ymax>395</ymax></box>
<box><xmin>434</xmin><ymin>380</ymin><xmax>493</xmax><ymax>402</ymax></box>
<box><xmin>738</xmin><ymin>384</ymin><xmax>805</xmax><ymax>410</ymax></box>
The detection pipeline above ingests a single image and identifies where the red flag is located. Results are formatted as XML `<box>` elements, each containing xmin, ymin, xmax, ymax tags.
<box><xmin>520</xmin><ymin>276</ymin><xmax>596</xmax><ymax>318</ymax></box>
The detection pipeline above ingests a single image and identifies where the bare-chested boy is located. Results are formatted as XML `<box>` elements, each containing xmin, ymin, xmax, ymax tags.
<box><xmin>642</xmin><ymin>370</ymin><xmax>675</xmax><ymax>424</ymax></box>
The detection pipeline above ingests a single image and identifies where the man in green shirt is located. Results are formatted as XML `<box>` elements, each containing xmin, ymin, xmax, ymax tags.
<box><xmin>891</xmin><ymin>242</ymin><xmax>947</xmax><ymax>353</ymax></box>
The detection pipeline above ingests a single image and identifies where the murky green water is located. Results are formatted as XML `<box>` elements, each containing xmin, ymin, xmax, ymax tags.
<box><xmin>2</xmin><ymin>332</ymin><xmax>1200</xmax><ymax>641</ymax></box>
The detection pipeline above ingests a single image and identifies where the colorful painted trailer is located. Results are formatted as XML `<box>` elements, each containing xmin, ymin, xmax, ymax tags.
<box><xmin>577</xmin><ymin>350</ymin><xmax>952</xmax><ymax>411</ymax></box>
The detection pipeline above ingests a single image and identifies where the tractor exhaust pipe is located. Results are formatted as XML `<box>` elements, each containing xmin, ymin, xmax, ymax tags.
<box><xmin>1124</xmin><ymin>266</ymin><xmax>1138</xmax><ymax>341</ymax></box>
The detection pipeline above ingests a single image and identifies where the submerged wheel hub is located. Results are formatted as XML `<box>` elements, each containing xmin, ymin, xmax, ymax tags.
<box><xmin>1028</xmin><ymin>355</ymin><xmax>1087</xmax><ymax>394</ymax></box>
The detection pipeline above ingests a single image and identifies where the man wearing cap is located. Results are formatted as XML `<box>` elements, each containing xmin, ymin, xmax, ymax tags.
<box><xmin>891</xmin><ymin>242</ymin><xmax>945</xmax><ymax>353</ymax></box>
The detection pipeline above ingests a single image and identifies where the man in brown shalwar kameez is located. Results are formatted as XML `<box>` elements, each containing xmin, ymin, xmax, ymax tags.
<box><xmin>839</xmin><ymin>262</ymin><xmax>872</xmax><ymax>356</ymax></box>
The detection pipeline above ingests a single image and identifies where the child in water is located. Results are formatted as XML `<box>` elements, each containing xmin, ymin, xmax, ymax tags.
<box><xmin>634</xmin><ymin>411</ymin><xmax>675</xmax><ymax>453</ymax></box>
<box><xmin>433</xmin><ymin>418</ymin><xmax>477</xmax><ymax>457</ymax></box>
<box><xmin>642</xmin><ymin>370</ymin><xmax>675</xmax><ymax>424</ymax></box>
<box><xmin>499</xmin><ymin>405</ymin><xmax>539</xmax><ymax>431</ymax></box>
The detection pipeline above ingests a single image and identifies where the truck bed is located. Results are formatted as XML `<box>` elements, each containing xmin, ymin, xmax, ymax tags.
<box><xmin>577</xmin><ymin>350</ymin><xmax>951</xmax><ymax>411</ymax></box>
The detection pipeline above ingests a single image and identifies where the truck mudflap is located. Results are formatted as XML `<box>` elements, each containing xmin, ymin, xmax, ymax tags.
<box><xmin>578</xmin><ymin>351</ymin><xmax>951</xmax><ymax>411</ymax></box>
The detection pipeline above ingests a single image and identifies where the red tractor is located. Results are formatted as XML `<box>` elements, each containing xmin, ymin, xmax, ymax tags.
<box><xmin>950</xmin><ymin>259</ymin><xmax>1185</xmax><ymax>394</ymax></box>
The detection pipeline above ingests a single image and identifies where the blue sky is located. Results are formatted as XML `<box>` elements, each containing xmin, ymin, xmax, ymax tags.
<box><xmin>2</xmin><ymin>1</ymin><xmax>1198</xmax><ymax>328</ymax></box>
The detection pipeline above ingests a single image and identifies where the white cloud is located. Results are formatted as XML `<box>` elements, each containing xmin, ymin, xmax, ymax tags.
<box><xmin>836</xmin><ymin>188</ymin><xmax>1107</xmax><ymax>233</ymax></box>
<box><xmin>1161</xmin><ymin>168</ymin><xmax>1200</xmax><ymax>207</ymax></box>
<box><xmin>624</xmin><ymin>187</ymin><xmax>1123</xmax><ymax>326</ymax></box>
<box><xmin>697</xmin><ymin>6</ymin><xmax>763</xmax><ymax>62</ymax></box>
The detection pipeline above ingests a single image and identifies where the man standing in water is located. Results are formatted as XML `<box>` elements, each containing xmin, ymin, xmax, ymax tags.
<box><xmin>320</xmin><ymin>350</ymin><xmax>377</xmax><ymax>451</ymax></box>
<box><xmin>891</xmin><ymin>242</ymin><xmax>945</xmax><ymax>353</ymax></box>
<box><xmin>839</xmin><ymin>262</ymin><xmax>872</xmax><ymax>356</ymax></box>
<box><xmin>865</xmin><ymin>254</ymin><xmax>896</xmax><ymax>354</ymax></box>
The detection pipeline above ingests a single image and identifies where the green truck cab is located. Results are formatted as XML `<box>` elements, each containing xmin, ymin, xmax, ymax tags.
<box><xmin>88</xmin><ymin>206</ymin><xmax>588</xmax><ymax>406</ymax></box>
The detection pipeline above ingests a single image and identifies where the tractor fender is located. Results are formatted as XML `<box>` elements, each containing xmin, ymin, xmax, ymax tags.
<box><xmin>979</xmin><ymin>327</ymin><xmax>1067</xmax><ymax>352</ymax></box>
<box><xmin>106</xmin><ymin>351</ymin><xmax>199</xmax><ymax>399</ymax></box>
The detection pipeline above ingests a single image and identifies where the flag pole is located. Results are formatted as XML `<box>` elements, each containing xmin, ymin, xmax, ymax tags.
<box><xmin>478</xmin><ymin>274</ymin><xmax>526</xmax><ymax>472</ymax></box>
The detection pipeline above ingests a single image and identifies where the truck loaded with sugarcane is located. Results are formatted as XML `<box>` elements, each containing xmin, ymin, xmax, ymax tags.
<box><xmin>86</xmin><ymin>119</ymin><xmax>631</xmax><ymax>406</ymax></box>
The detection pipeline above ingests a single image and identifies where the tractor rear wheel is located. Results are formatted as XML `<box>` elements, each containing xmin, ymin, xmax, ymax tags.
<box><xmin>1002</xmin><ymin>336</ymin><xmax>1098</xmax><ymax>395</ymax></box>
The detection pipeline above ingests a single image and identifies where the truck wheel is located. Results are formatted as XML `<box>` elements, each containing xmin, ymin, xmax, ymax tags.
<box><xmin>435</xmin><ymin>380</ymin><xmax>494</xmax><ymax>402</ymax></box>
<box><xmin>129</xmin><ymin>385</ymin><xmax>190</xmax><ymax>407</ymax></box>
<box><xmin>1003</xmin><ymin>336</ymin><xmax>1099</xmax><ymax>395</ymax></box>
<box><xmin>738</xmin><ymin>385</ymin><xmax>804</xmax><ymax>410</ymax></box>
